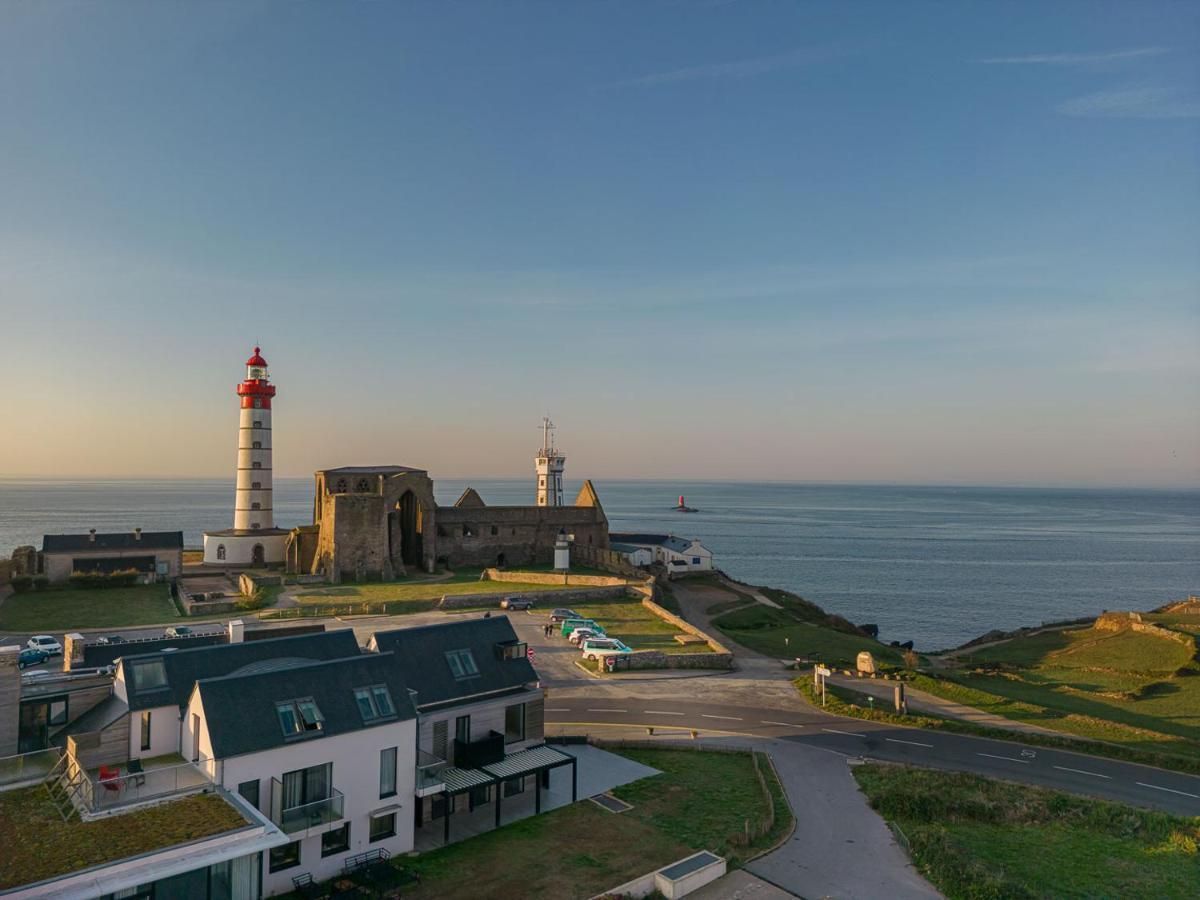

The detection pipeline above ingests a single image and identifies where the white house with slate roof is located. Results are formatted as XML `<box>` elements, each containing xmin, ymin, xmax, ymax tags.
<box><xmin>185</xmin><ymin>654</ymin><xmax>418</xmax><ymax>894</ymax></box>
<box><xmin>608</xmin><ymin>532</ymin><xmax>714</xmax><ymax>573</ymax></box>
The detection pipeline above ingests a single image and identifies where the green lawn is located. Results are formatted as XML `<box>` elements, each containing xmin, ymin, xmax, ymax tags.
<box><xmin>925</xmin><ymin>621</ymin><xmax>1200</xmax><ymax>761</ymax></box>
<box><xmin>0</xmin><ymin>585</ymin><xmax>180</xmax><ymax>630</ymax></box>
<box><xmin>565</xmin><ymin>597</ymin><xmax>692</xmax><ymax>653</ymax></box>
<box><xmin>853</xmin><ymin>764</ymin><xmax>1200</xmax><ymax>899</ymax></box>
<box><xmin>292</xmin><ymin>572</ymin><xmax>578</xmax><ymax>612</ymax></box>
<box><xmin>404</xmin><ymin>747</ymin><xmax>791</xmax><ymax>900</ymax></box>
<box><xmin>0</xmin><ymin>787</ymin><xmax>246</xmax><ymax>890</ymax></box>
<box><xmin>714</xmin><ymin>604</ymin><xmax>905</xmax><ymax>667</ymax></box>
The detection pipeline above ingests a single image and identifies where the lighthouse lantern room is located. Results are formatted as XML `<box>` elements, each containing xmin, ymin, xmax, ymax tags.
<box><xmin>202</xmin><ymin>347</ymin><xmax>289</xmax><ymax>567</ymax></box>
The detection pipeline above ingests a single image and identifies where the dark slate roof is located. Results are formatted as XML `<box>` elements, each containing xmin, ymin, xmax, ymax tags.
<box><xmin>121</xmin><ymin>630</ymin><xmax>361</xmax><ymax>711</ymax></box>
<box><xmin>42</xmin><ymin>531</ymin><xmax>184</xmax><ymax>553</ymax></box>
<box><xmin>195</xmin><ymin>653</ymin><xmax>416</xmax><ymax>758</ymax></box>
<box><xmin>58</xmin><ymin>694</ymin><xmax>128</xmax><ymax>738</ymax></box>
<box><xmin>371</xmin><ymin>616</ymin><xmax>537</xmax><ymax>709</ymax></box>
<box><xmin>319</xmin><ymin>465</ymin><xmax>426</xmax><ymax>475</ymax></box>
<box><xmin>609</xmin><ymin>532</ymin><xmax>696</xmax><ymax>553</ymax></box>
<box><xmin>84</xmin><ymin>634</ymin><xmax>225</xmax><ymax>670</ymax></box>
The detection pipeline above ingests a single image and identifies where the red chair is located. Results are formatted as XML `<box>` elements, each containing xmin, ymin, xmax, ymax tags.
<box><xmin>98</xmin><ymin>765</ymin><xmax>122</xmax><ymax>794</ymax></box>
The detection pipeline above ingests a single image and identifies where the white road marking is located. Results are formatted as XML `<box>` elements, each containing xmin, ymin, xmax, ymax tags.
<box><xmin>1052</xmin><ymin>765</ymin><xmax>1110</xmax><ymax>779</ymax></box>
<box><xmin>1136</xmin><ymin>782</ymin><xmax>1200</xmax><ymax>799</ymax></box>
<box><xmin>587</xmin><ymin>708</ymin><xmax>628</xmax><ymax>713</ymax></box>
<box><xmin>886</xmin><ymin>738</ymin><xmax>933</xmax><ymax>748</ymax></box>
<box><xmin>702</xmin><ymin>714</ymin><xmax>743</xmax><ymax>721</ymax></box>
<box><xmin>644</xmin><ymin>710</ymin><xmax>685</xmax><ymax>716</ymax></box>
<box><xmin>976</xmin><ymin>752</ymin><xmax>1030</xmax><ymax>764</ymax></box>
<box><xmin>545</xmin><ymin>708</ymin><xmax>572</xmax><ymax>712</ymax></box>
<box><xmin>822</xmin><ymin>728</ymin><xmax>866</xmax><ymax>738</ymax></box>
<box><xmin>761</xmin><ymin>720</ymin><xmax>801</xmax><ymax>727</ymax></box>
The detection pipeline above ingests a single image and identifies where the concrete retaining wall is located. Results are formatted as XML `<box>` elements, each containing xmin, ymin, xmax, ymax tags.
<box><xmin>482</xmin><ymin>569</ymin><xmax>637</xmax><ymax>588</ymax></box>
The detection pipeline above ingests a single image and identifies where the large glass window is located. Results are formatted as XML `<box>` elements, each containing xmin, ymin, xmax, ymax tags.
<box><xmin>131</xmin><ymin>659</ymin><xmax>168</xmax><ymax>693</ymax></box>
<box><xmin>237</xmin><ymin>779</ymin><xmax>259</xmax><ymax>811</ymax></box>
<box><xmin>269</xmin><ymin>841</ymin><xmax>301</xmax><ymax>872</ymax></box>
<box><xmin>369</xmin><ymin>812</ymin><xmax>397</xmax><ymax>843</ymax></box>
<box><xmin>140</xmin><ymin>710</ymin><xmax>151</xmax><ymax>751</ymax></box>
<box><xmin>281</xmin><ymin>762</ymin><xmax>331</xmax><ymax>810</ymax></box>
<box><xmin>455</xmin><ymin>715</ymin><xmax>470</xmax><ymax>744</ymax></box>
<box><xmin>321</xmin><ymin>822</ymin><xmax>351</xmax><ymax>857</ymax></box>
<box><xmin>445</xmin><ymin>649</ymin><xmax>479</xmax><ymax>679</ymax></box>
<box><xmin>379</xmin><ymin>747</ymin><xmax>397</xmax><ymax>798</ymax></box>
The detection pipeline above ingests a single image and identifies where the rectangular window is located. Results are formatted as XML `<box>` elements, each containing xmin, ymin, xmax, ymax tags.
<box><xmin>353</xmin><ymin>684</ymin><xmax>397</xmax><ymax>722</ymax></box>
<box><xmin>140</xmin><ymin>710</ymin><xmax>152</xmax><ymax>751</ymax></box>
<box><xmin>503</xmin><ymin>777</ymin><xmax>524</xmax><ymax>798</ymax></box>
<box><xmin>252</xmin><ymin>440</ymin><xmax>262</xmax><ymax>449</ymax></box>
<box><xmin>372</xmin><ymin>685</ymin><xmax>395</xmax><ymax>717</ymax></box>
<box><xmin>269</xmin><ymin>841</ymin><xmax>301</xmax><ymax>873</ymax></box>
<box><xmin>281</xmin><ymin>763</ymin><xmax>331</xmax><ymax>810</ymax></box>
<box><xmin>252</xmin><ymin>461</ymin><xmax>262</xmax><ymax>469</ymax></box>
<box><xmin>48</xmin><ymin>698</ymin><xmax>68</xmax><ymax>727</ymax></box>
<box><xmin>692</xmin><ymin>557</ymin><xmax>701</xmax><ymax>565</ymax></box>
<box><xmin>251</xmin><ymin>481</ymin><xmax>261</xmax><ymax>490</ymax></box>
<box><xmin>445</xmin><ymin>649</ymin><xmax>478</xmax><ymax>679</ymax></box>
<box><xmin>504</xmin><ymin>703</ymin><xmax>525</xmax><ymax>744</ymax></box>
<box><xmin>253</xmin><ymin>420</ymin><xmax>262</xmax><ymax>428</ymax></box>
<box><xmin>321</xmin><ymin>822</ymin><xmax>351</xmax><ymax>857</ymax></box>
<box><xmin>379</xmin><ymin>746</ymin><xmax>397</xmax><ymax>798</ymax></box>
<box><xmin>277</xmin><ymin>698</ymin><xmax>324</xmax><ymax>738</ymax></box>
<box><xmin>130</xmin><ymin>658</ymin><xmax>168</xmax><ymax>693</ymax></box>
<box><xmin>455</xmin><ymin>715</ymin><xmax>470</xmax><ymax>744</ymax></box>
<box><xmin>490</xmin><ymin>526</ymin><xmax>498</xmax><ymax>536</ymax></box>
<box><xmin>369</xmin><ymin>812</ymin><xmax>397</xmax><ymax>843</ymax></box>
<box><xmin>237</xmin><ymin>779</ymin><xmax>260</xmax><ymax>810</ymax></box>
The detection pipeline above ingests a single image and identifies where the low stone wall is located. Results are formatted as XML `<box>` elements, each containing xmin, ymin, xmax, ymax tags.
<box><xmin>639</xmin><ymin>596</ymin><xmax>733</xmax><ymax>656</ymax></box>
<box><xmin>181</xmin><ymin>596</ymin><xmax>239</xmax><ymax>616</ymax></box>
<box><xmin>436</xmin><ymin>585</ymin><xmax>629</xmax><ymax>610</ymax></box>
<box><xmin>606</xmin><ymin>649</ymin><xmax>734</xmax><ymax>670</ymax></box>
<box><xmin>482</xmin><ymin>569</ymin><xmax>635</xmax><ymax>588</ymax></box>
<box><xmin>1094</xmin><ymin>611</ymin><xmax>1198</xmax><ymax>649</ymax></box>
<box><xmin>239</xmin><ymin>572</ymin><xmax>283</xmax><ymax>596</ymax></box>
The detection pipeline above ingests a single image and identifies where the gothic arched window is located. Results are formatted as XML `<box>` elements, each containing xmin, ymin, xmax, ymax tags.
<box><xmin>216</xmin><ymin>544</ymin><xmax>226</xmax><ymax>560</ymax></box>
<box><xmin>335</xmin><ymin>478</ymin><xmax>348</xmax><ymax>493</ymax></box>
<box><xmin>356</xmin><ymin>478</ymin><xmax>370</xmax><ymax>492</ymax></box>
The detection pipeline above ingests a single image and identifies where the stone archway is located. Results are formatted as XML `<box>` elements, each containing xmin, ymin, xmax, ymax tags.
<box><xmin>389</xmin><ymin>491</ymin><xmax>424</xmax><ymax>569</ymax></box>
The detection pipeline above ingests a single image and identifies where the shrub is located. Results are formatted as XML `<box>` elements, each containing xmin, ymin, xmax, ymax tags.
<box><xmin>68</xmin><ymin>569</ymin><xmax>143</xmax><ymax>590</ymax></box>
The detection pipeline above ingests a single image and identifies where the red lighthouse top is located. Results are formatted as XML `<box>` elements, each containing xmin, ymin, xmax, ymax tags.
<box><xmin>237</xmin><ymin>345</ymin><xmax>276</xmax><ymax>408</ymax></box>
<box><xmin>246</xmin><ymin>346</ymin><xmax>268</xmax><ymax>367</ymax></box>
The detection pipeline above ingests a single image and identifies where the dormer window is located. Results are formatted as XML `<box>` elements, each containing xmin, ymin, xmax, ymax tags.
<box><xmin>353</xmin><ymin>684</ymin><xmax>397</xmax><ymax>721</ymax></box>
<box><xmin>496</xmin><ymin>641</ymin><xmax>528</xmax><ymax>661</ymax></box>
<box><xmin>130</xmin><ymin>658</ymin><xmax>168</xmax><ymax>693</ymax></box>
<box><xmin>445</xmin><ymin>649</ymin><xmax>479</xmax><ymax>679</ymax></box>
<box><xmin>277</xmin><ymin>698</ymin><xmax>324</xmax><ymax>738</ymax></box>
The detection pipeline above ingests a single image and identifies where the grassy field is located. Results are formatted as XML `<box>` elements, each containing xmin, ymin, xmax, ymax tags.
<box><xmin>404</xmin><ymin>747</ymin><xmax>791</xmax><ymax>900</ymax></box>
<box><xmin>566</xmin><ymin>597</ymin><xmax>691</xmax><ymax>653</ymax></box>
<box><xmin>292</xmin><ymin>572</ymin><xmax>577</xmax><ymax>612</ymax></box>
<box><xmin>924</xmin><ymin>619</ymin><xmax>1200</xmax><ymax>763</ymax></box>
<box><xmin>0</xmin><ymin>787</ymin><xmax>246</xmax><ymax>889</ymax></box>
<box><xmin>853</xmin><ymin>763</ymin><xmax>1200</xmax><ymax>899</ymax></box>
<box><xmin>0</xmin><ymin>584</ymin><xmax>180</xmax><ymax>630</ymax></box>
<box><xmin>714</xmin><ymin>603</ymin><xmax>906</xmax><ymax>667</ymax></box>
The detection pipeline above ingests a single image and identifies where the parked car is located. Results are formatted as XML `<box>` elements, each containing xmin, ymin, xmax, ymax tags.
<box><xmin>500</xmin><ymin>597</ymin><xmax>534</xmax><ymax>611</ymax></box>
<box><xmin>560</xmin><ymin>618</ymin><xmax>600</xmax><ymax>638</ymax></box>
<box><xmin>94</xmin><ymin>635</ymin><xmax>124</xmax><ymax>645</ymax></box>
<box><xmin>580</xmin><ymin>638</ymin><xmax>633</xmax><ymax>661</ymax></box>
<box><xmin>568</xmin><ymin>627</ymin><xmax>604</xmax><ymax>645</ymax></box>
<box><xmin>164</xmin><ymin>626</ymin><xmax>193</xmax><ymax>638</ymax></box>
<box><xmin>27</xmin><ymin>635</ymin><xmax>62</xmax><ymax>656</ymax></box>
<box><xmin>550</xmin><ymin>608</ymin><xmax>581</xmax><ymax>624</ymax></box>
<box><xmin>18</xmin><ymin>648</ymin><xmax>48</xmax><ymax>669</ymax></box>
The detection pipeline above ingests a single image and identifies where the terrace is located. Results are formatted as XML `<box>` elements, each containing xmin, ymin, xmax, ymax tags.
<box><xmin>58</xmin><ymin>748</ymin><xmax>212</xmax><ymax>816</ymax></box>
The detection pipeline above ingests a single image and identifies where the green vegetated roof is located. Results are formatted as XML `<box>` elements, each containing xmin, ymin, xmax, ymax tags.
<box><xmin>0</xmin><ymin>788</ymin><xmax>247</xmax><ymax>890</ymax></box>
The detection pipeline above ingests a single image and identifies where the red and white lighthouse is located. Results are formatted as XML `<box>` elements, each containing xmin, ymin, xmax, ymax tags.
<box><xmin>202</xmin><ymin>347</ymin><xmax>288</xmax><ymax>566</ymax></box>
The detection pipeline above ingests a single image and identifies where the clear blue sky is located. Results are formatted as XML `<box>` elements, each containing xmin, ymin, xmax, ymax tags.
<box><xmin>1</xmin><ymin>1</ymin><xmax>1197</xmax><ymax>487</ymax></box>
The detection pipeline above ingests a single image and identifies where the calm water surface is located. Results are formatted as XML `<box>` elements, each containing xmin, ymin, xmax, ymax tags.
<box><xmin>1</xmin><ymin>478</ymin><xmax>1196</xmax><ymax>649</ymax></box>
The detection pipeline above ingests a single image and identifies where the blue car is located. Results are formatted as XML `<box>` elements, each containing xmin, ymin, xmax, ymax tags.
<box><xmin>18</xmin><ymin>648</ymin><xmax>49</xmax><ymax>669</ymax></box>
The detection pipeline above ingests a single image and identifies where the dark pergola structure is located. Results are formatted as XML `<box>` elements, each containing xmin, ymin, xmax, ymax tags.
<box><xmin>436</xmin><ymin>744</ymin><xmax>577</xmax><ymax>844</ymax></box>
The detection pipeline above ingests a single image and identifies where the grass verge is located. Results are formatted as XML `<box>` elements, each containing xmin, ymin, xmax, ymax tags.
<box><xmin>402</xmin><ymin>747</ymin><xmax>792</xmax><ymax>900</ymax></box>
<box><xmin>796</xmin><ymin>679</ymin><xmax>1200</xmax><ymax>776</ymax></box>
<box><xmin>853</xmin><ymin>763</ymin><xmax>1200</xmax><ymax>899</ymax></box>
<box><xmin>0</xmin><ymin>585</ymin><xmax>180</xmax><ymax>631</ymax></box>
<box><xmin>566</xmin><ymin>597</ymin><xmax>692</xmax><ymax>654</ymax></box>
<box><xmin>715</xmin><ymin>603</ymin><xmax>905</xmax><ymax>667</ymax></box>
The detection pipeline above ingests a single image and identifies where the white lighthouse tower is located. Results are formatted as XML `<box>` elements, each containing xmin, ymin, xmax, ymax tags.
<box><xmin>202</xmin><ymin>347</ymin><xmax>288</xmax><ymax>567</ymax></box>
<box><xmin>535</xmin><ymin>417</ymin><xmax>566</xmax><ymax>507</ymax></box>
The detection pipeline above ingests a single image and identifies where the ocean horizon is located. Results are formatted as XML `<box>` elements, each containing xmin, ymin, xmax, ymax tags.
<box><xmin>2</xmin><ymin>477</ymin><xmax>1196</xmax><ymax>650</ymax></box>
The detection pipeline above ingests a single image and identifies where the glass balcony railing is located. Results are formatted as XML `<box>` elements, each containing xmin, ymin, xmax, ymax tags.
<box><xmin>270</xmin><ymin>781</ymin><xmax>345</xmax><ymax>833</ymax></box>
<box><xmin>416</xmin><ymin>749</ymin><xmax>448</xmax><ymax>792</ymax></box>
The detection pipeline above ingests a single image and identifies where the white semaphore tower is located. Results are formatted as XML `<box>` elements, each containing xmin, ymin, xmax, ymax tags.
<box><xmin>535</xmin><ymin>417</ymin><xmax>565</xmax><ymax>507</ymax></box>
<box><xmin>202</xmin><ymin>347</ymin><xmax>289</xmax><ymax>567</ymax></box>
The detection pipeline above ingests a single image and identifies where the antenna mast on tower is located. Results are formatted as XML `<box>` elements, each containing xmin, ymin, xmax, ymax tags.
<box><xmin>535</xmin><ymin>416</ymin><xmax>565</xmax><ymax>507</ymax></box>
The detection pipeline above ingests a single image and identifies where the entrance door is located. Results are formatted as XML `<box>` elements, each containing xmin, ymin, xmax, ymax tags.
<box><xmin>251</xmin><ymin>544</ymin><xmax>265</xmax><ymax>565</ymax></box>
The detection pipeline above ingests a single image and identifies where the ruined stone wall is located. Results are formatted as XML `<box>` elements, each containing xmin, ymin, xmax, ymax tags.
<box><xmin>434</xmin><ymin>506</ymin><xmax>609</xmax><ymax>569</ymax></box>
<box><xmin>328</xmin><ymin>494</ymin><xmax>390</xmax><ymax>582</ymax></box>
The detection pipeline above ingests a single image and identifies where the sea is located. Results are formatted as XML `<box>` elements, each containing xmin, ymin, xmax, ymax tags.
<box><xmin>1</xmin><ymin>478</ymin><xmax>1196</xmax><ymax>650</ymax></box>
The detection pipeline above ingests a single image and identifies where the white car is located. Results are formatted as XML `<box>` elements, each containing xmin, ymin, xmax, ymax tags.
<box><xmin>27</xmin><ymin>635</ymin><xmax>62</xmax><ymax>656</ymax></box>
<box><xmin>580</xmin><ymin>638</ymin><xmax>632</xmax><ymax>661</ymax></box>
<box><xmin>568</xmin><ymin>626</ymin><xmax>604</xmax><ymax>645</ymax></box>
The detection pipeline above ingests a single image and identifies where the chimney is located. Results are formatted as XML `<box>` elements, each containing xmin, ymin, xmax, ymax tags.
<box><xmin>134</xmin><ymin>528</ymin><xmax>142</xmax><ymax>542</ymax></box>
<box><xmin>227</xmin><ymin>619</ymin><xmax>245</xmax><ymax>644</ymax></box>
<box><xmin>64</xmin><ymin>633</ymin><xmax>86</xmax><ymax>671</ymax></box>
<box><xmin>88</xmin><ymin>529</ymin><xmax>96</xmax><ymax>543</ymax></box>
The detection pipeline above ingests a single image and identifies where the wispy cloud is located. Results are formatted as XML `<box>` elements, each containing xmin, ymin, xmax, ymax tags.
<box><xmin>608</xmin><ymin>45</ymin><xmax>837</xmax><ymax>88</ymax></box>
<box><xmin>1057</xmin><ymin>86</ymin><xmax>1200</xmax><ymax>119</ymax></box>
<box><xmin>978</xmin><ymin>47</ymin><xmax>1168</xmax><ymax>66</ymax></box>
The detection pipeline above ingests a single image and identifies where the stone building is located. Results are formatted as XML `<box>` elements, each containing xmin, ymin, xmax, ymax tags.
<box><xmin>40</xmin><ymin>529</ymin><xmax>184</xmax><ymax>584</ymax></box>
<box><xmin>285</xmin><ymin>466</ymin><xmax>609</xmax><ymax>582</ymax></box>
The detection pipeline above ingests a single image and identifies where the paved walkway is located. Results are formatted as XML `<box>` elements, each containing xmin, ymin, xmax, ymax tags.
<box><xmin>687</xmin><ymin>869</ymin><xmax>798</xmax><ymax>899</ymax></box>
<box><xmin>827</xmin><ymin>674</ymin><xmax>1078</xmax><ymax>739</ymax></box>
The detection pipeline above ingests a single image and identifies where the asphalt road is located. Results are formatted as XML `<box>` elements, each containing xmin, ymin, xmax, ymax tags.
<box><xmin>544</xmin><ymin>695</ymin><xmax>1200</xmax><ymax>817</ymax></box>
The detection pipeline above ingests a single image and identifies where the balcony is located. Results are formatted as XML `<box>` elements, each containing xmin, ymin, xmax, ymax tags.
<box><xmin>416</xmin><ymin>749</ymin><xmax>448</xmax><ymax>797</ymax></box>
<box><xmin>453</xmin><ymin>730</ymin><xmax>505</xmax><ymax>769</ymax></box>
<box><xmin>269</xmin><ymin>779</ymin><xmax>345</xmax><ymax>834</ymax></box>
